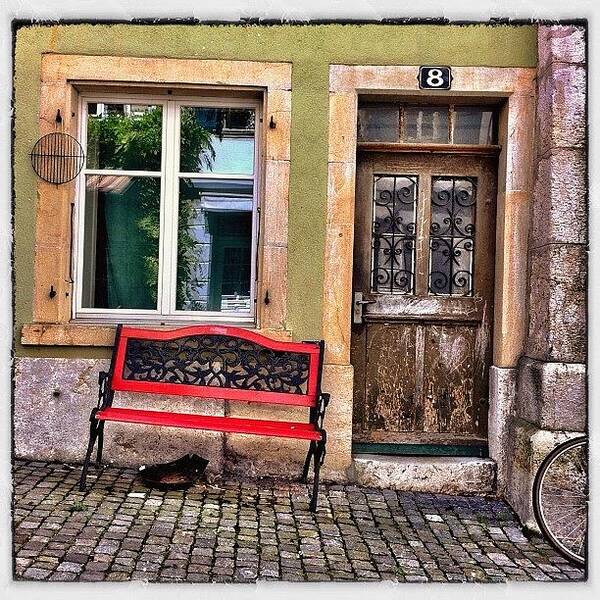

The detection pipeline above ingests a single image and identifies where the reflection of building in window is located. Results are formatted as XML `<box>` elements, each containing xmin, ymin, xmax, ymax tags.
<box><xmin>87</xmin><ymin>103</ymin><xmax>154</xmax><ymax>118</ymax></box>
<box><xmin>185</xmin><ymin>107</ymin><xmax>256</xmax><ymax>174</ymax></box>
<box><xmin>176</xmin><ymin>106</ymin><xmax>256</xmax><ymax>314</ymax></box>
<box><xmin>178</xmin><ymin>190</ymin><xmax>252</xmax><ymax>313</ymax></box>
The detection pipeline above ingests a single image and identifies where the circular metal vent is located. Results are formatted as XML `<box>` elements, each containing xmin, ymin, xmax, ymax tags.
<box><xmin>30</xmin><ymin>132</ymin><xmax>85</xmax><ymax>184</ymax></box>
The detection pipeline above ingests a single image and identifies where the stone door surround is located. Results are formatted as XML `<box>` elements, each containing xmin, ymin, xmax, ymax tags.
<box><xmin>323</xmin><ymin>64</ymin><xmax>536</xmax><ymax>371</ymax></box>
<box><xmin>322</xmin><ymin>65</ymin><xmax>535</xmax><ymax>469</ymax></box>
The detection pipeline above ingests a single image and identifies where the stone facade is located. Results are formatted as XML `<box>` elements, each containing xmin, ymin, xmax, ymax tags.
<box><xmin>488</xmin><ymin>366</ymin><xmax>517</xmax><ymax>494</ymax></box>
<box><xmin>11</xmin><ymin>24</ymin><xmax>587</xmax><ymax>524</ymax></box>
<box><xmin>504</xmin><ymin>24</ymin><xmax>587</xmax><ymax>528</ymax></box>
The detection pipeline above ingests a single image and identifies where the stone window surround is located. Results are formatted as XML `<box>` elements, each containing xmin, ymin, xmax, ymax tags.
<box><xmin>322</xmin><ymin>64</ymin><xmax>536</xmax><ymax>428</ymax></box>
<box><xmin>21</xmin><ymin>54</ymin><xmax>292</xmax><ymax>346</ymax></box>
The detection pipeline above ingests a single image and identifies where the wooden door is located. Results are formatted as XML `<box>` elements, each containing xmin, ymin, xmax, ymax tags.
<box><xmin>351</xmin><ymin>151</ymin><xmax>497</xmax><ymax>450</ymax></box>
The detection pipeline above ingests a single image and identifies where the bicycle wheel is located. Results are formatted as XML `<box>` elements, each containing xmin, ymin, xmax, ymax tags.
<box><xmin>533</xmin><ymin>436</ymin><xmax>588</xmax><ymax>566</ymax></box>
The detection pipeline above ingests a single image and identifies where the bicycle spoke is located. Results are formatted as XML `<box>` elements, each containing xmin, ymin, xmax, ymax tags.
<box><xmin>553</xmin><ymin>522</ymin><xmax>586</xmax><ymax>555</ymax></box>
<box><xmin>540</xmin><ymin>487</ymin><xmax>586</xmax><ymax>498</ymax></box>
<box><xmin>541</xmin><ymin>506</ymin><xmax>586</xmax><ymax>524</ymax></box>
<box><xmin>542</xmin><ymin>504</ymin><xmax>586</xmax><ymax>516</ymax></box>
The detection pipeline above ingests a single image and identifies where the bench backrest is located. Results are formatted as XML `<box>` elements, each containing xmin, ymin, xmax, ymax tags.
<box><xmin>109</xmin><ymin>325</ymin><xmax>324</xmax><ymax>408</ymax></box>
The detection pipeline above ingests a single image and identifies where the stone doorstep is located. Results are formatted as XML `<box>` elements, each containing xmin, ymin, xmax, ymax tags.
<box><xmin>352</xmin><ymin>455</ymin><xmax>496</xmax><ymax>495</ymax></box>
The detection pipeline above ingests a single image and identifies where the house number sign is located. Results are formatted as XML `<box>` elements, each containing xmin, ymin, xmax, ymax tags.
<box><xmin>418</xmin><ymin>66</ymin><xmax>452</xmax><ymax>90</ymax></box>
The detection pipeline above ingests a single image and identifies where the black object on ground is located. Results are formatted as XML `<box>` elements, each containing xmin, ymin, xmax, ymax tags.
<box><xmin>138</xmin><ymin>454</ymin><xmax>209</xmax><ymax>490</ymax></box>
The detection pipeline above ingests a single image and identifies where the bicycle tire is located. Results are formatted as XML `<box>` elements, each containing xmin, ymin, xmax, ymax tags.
<box><xmin>532</xmin><ymin>436</ymin><xmax>588</xmax><ymax>566</ymax></box>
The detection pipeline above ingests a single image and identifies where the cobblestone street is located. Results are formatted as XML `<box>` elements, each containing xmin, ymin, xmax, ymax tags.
<box><xmin>12</xmin><ymin>459</ymin><xmax>585</xmax><ymax>584</ymax></box>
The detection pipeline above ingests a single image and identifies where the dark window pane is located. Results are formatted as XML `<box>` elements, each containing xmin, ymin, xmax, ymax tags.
<box><xmin>86</xmin><ymin>104</ymin><xmax>162</xmax><ymax>171</ymax></box>
<box><xmin>177</xmin><ymin>178</ymin><xmax>253</xmax><ymax>313</ymax></box>
<box><xmin>371</xmin><ymin>175</ymin><xmax>417</xmax><ymax>294</ymax></box>
<box><xmin>179</xmin><ymin>107</ymin><xmax>255</xmax><ymax>174</ymax></box>
<box><xmin>82</xmin><ymin>175</ymin><xmax>160</xmax><ymax>309</ymax></box>
<box><xmin>402</xmin><ymin>106</ymin><xmax>449</xmax><ymax>143</ymax></box>
<box><xmin>453</xmin><ymin>107</ymin><xmax>495</xmax><ymax>144</ymax></box>
<box><xmin>357</xmin><ymin>107</ymin><xmax>400</xmax><ymax>142</ymax></box>
<box><xmin>428</xmin><ymin>176</ymin><xmax>476</xmax><ymax>296</ymax></box>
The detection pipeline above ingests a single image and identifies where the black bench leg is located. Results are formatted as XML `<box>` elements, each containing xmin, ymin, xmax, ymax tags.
<box><xmin>309</xmin><ymin>441</ymin><xmax>325</xmax><ymax>512</ymax></box>
<box><xmin>79</xmin><ymin>417</ymin><xmax>99</xmax><ymax>492</ymax></box>
<box><xmin>301</xmin><ymin>441</ymin><xmax>316</xmax><ymax>483</ymax></box>
<box><xmin>95</xmin><ymin>421</ymin><xmax>106</xmax><ymax>468</ymax></box>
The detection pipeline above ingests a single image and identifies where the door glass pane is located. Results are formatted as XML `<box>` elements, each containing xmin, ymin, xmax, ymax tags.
<box><xmin>357</xmin><ymin>107</ymin><xmax>400</xmax><ymax>142</ymax></box>
<box><xmin>428</xmin><ymin>176</ymin><xmax>476</xmax><ymax>296</ymax></box>
<box><xmin>402</xmin><ymin>106</ymin><xmax>449</xmax><ymax>143</ymax></box>
<box><xmin>177</xmin><ymin>178</ymin><xmax>253</xmax><ymax>313</ymax></box>
<box><xmin>453</xmin><ymin>107</ymin><xmax>495</xmax><ymax>145</ymax></box>
<box><xmin>179</xmin><ymin>107</ymin><xmax>255</xmax><ymax>174</ymax></box>
<box><xmin>86</xmin><ymin>103</ymin><xmax>162</xmax><ymax>171</ymax></box>
<box><xmin>82</xmin><ymin>175</ymin><xmax>160</xmax><ymax>309</ymax></box>
<box><xmin>371</xmin><ymin>175</ymin><xmax>417</xmax><ymax>294</ymax></box>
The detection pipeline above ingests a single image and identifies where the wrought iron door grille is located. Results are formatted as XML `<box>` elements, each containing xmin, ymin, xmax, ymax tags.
<box><xmin>428</xmin><ymin>176</ymin><xmax>477</xmax><ymax>296</ymax></box>
<box><xmin>370</xmin><ymin>174</ymin><xmax>417</xmax><ymax>294</ymax></box>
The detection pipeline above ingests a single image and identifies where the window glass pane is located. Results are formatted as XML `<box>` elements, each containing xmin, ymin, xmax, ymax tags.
<box><xmin>402</xmin><ymin>106</ymin><xmax>449</xmax><ymax>143</ymax></box>
<box><xmin>357</xmin><ymin>107</ymin><xmax>400</xmax><ymax>142</ymax></box>
<box><xmin>428</xmin><ymin>177</ymin><xmax>476</xmax><ymax>296</ymax></box>
<box><xmin>82</xmin><ymin>175</ymin><xmax>160</xmax><ymax>309</ymax></box>
<box><xmin>453</xmin><ymin>107</ymin><xmax>495</xmax><ymax>144</ymax></box>
<box><xmin>179</xmin><ymin>107</ymin><xmax>255</xmax><ymax>174</ymax></box>
<box><xmin>177</xmin><ymin>178</ymin><xmax>253</xmax><ymax>313</ymax></box>
<box><xmin>371</xmin><ymin>175</ymin><xmax>417</xmax><ymax>294</ymax></box>
<box><xmin>86</xmin><ymin>103</ymin><xmax>162</xmax><ymax>171</ymax></box>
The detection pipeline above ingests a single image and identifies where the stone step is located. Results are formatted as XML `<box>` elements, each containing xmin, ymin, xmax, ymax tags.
<box><xmin>352</xmin><ymin>454</ymin><xmax>497</xmax><ymax>495</ymax></box>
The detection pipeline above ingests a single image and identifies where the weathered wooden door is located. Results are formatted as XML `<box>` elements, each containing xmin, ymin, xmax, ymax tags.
<box><xmin>351</xmin><ymin>151</ymin><xmax>497</xmax><ymax>451</ymax></box>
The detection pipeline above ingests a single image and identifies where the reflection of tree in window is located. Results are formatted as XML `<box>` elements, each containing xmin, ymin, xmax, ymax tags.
<box><xmin>180</xmin><ymin>107</ymin><xmax>255</xmax><ymax>175</ymax></box>
<box><xmin>85</xmin><ymin>176</ymin><xmax>160</xmax><ymax>309</ymax></box>
<box><xmin>85</xmin><ymin>104</ymin><xmax>214</xmax><ymax>309</ymax></box>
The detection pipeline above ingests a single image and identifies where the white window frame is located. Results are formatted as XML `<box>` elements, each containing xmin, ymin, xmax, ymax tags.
<box><xmin>73</xmin><ymin>92</ymin><xmax>262</xmax><ymax>325</ymax></box>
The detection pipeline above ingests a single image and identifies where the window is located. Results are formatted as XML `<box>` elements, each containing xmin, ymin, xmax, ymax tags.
<box><xmin>357</xmin><ymin>104</ymin><xmax>497</xmax><ymax>145</ymax></box>
<box><xmin>371</xmin><ymin>175</ymin><xmax>417</xmax><ymax>294</ymax></box>
<box><xmin>369</xmin><ymin>172</ymin><xmax>478</xmax><ymax>298</ymax></box>
<box><xmin>428</xmin><ymin>176</ymin><xmax>477</xmax><ymax>296</ymax></box>
<box><xmin>76</xmin><ymin>95</ymin><xmax>261</xmax><ymax>323</ymax></box>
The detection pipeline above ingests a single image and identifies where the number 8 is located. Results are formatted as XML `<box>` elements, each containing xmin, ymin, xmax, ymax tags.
<box><xmin>426</xmin><ymin>68</ymin><xmax>444</xmax><ymax>87</ymax></box>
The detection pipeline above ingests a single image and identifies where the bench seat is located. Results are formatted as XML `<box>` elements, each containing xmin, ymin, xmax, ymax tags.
<box><xmin>96</xmin><ymin>407</ymin><xmax>323</xmax><ymax>441</ymax></box>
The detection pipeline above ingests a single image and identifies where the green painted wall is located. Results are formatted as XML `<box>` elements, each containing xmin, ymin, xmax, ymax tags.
<box><xmin>13</xmin><ymin>23</ymin><xmax>537</xmax><ymax>358</ymax></box>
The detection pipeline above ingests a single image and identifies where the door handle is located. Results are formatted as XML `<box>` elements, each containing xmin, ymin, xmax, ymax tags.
<box><xmin>353</xmin><ymin>291</ymin><xmax>375</xmax><ymax>324</ymax></box>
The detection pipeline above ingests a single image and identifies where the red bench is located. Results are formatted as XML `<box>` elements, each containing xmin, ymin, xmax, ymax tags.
<box><xmin>79</xmin><ymin>325</ymin><xmax>329</xmax><ymax>511</ymax></box>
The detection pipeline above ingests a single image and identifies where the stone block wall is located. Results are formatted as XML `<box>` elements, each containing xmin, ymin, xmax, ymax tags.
<box><xmin>504</xmin><ymin>24</ymin><xmax>587</xmax><ymax>527</ymax></box>
<box><xmin>13</xmin><ymin>358</ymin><xmax>226</xmax><ymax>472</ymax></box>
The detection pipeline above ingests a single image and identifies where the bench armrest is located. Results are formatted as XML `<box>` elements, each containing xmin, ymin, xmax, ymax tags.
<box><xmin>97</xmin><ymin>371</ymin><xmax>114</xmax><ymax>411</ymax></box>
<box><xmin>315</xmin><ymin>392</ymin><xmax>330</xmax><ymax>430</ymax></box>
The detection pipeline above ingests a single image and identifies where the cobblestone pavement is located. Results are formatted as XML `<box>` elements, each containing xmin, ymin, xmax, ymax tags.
<box><xmin>12</xmin><ymin>459</ymin><xmax>585</xmax><ymax>583</ymax></box>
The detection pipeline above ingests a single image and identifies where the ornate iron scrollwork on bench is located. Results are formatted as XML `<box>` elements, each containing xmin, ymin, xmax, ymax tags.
<box><xmin>122</xmin><ymin>334</ymin><xmax>311</xmax><ymax>394</ymax></box>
